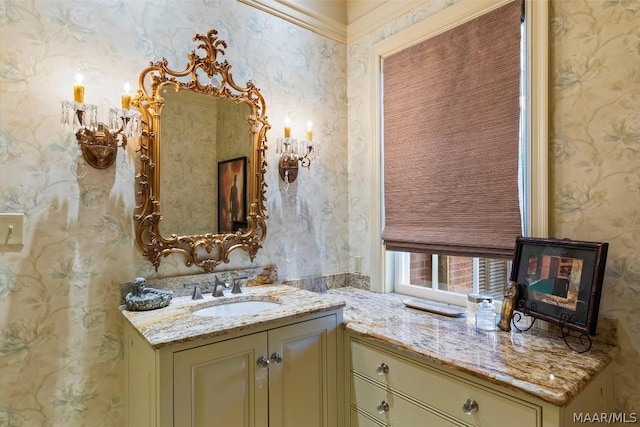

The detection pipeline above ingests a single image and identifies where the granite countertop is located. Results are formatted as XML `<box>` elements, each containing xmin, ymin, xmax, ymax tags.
<box><xmin>328</xmin><ymin>287</ymin><xmax>618</xmax><ymax>407</ymax></box>
<box><xmin>121</xmin><ymin>285</ymin><xmax>346</xmax><ymax>348</ymax></box>
<box><xmin>121</xmin><ymin>284</ymin><xmax>617</xmax><ymax>407</ymax></box>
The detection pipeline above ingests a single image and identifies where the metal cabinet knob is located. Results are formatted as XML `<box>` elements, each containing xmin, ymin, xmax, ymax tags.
<box><xmin>462</xmin><ymin>398</ymin><xmax>479</xmax><ymax>415</ymax></box>
<box><xmin>376</xmin><ymin>362</ymin><xmax>389</xmax><ymax>375</ymax></box>
<box><xmin>270</xmin><ymin>352</ymin><xmax>283</xmax><ymax>364</ymax></box>
<box><xmin>376</xmin><ymin>401</ymin><xmax>390</xmax><ymax>414</ymax></box>
<box><xmin>257</xmin><ymin>356</ymin><xmax>270</xmax><ymax>368</ymax></box>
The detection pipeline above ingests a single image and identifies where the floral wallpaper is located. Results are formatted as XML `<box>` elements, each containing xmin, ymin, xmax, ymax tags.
<box><xmin>0</xmin><ymin>0</ymin><xmax>347</xmax><ymax>425</ymax></box>
<box><xmin>0</xmin><ymin>0</ymin><xmax>638</xmax><ymax>425</ymax></box>
<box><xmin>347</xmin><ymin>0</ymin><xmax>640</xmax><ymax>414</ymax></box>
<box><xmin>549</xmin><ymin>0</ymin><xmax>640</xmax><ymax>413</ymax></box>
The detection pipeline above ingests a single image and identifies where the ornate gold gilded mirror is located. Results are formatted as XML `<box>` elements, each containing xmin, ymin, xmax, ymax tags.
<box><xmin>133</xmin><ymin>29</ymin><xmax>269</xmax><ymax>272</ymax></box>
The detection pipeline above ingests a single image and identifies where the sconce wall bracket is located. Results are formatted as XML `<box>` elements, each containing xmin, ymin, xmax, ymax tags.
<box><xmin>278</xmin><ymin>156</ymin><xmax>299</xmax><ymax>183</ymax></box>
<box><xmin>76</xmin><ymin>123</ymin><xmax>124</xmax><ymax>169</ymax></box>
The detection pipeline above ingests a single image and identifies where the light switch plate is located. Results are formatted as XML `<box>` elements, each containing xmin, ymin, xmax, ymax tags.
<box><xmin>0</xmin><ymin>213</ymin><xmax>24</xmax><ymax>252</ymax></box>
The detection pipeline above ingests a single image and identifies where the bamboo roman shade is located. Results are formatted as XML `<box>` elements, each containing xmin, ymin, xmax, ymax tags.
<box><xmin>382</xmin><ymin>0</ymin><xmax>523</xmax><ymax>259</ymax></box>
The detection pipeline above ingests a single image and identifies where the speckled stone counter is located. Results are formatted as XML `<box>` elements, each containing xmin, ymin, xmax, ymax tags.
<box><xmin>121</xmin><ymin>283</ymin><xmax>616</xmax><ymax>407</ymax></box>
<box><xmin>328</xmin><ymin>287</ymin><xmax>617</xmax><ymax>407</ymax></box>
<box><xmin>121</xmin><ymin>285</ymin><xmax>345</xmax><ymax>348</ymax></box>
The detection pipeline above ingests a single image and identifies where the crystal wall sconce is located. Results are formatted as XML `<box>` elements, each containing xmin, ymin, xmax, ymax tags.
<box><xmin>60</xmin><ymin>75</ymin><xmax>141</xmax><ymax>169</ymax></box>
<box><xmin>276</xmin><ymin>119</ymin><xmax>319</xmax><ymax>186</ymax></box>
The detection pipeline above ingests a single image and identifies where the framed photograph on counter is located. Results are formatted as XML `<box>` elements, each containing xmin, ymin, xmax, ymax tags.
<box><xmin>510</xmin><ymin>237</ymin><xmax>608</xmax><ymax>336</ymax></box>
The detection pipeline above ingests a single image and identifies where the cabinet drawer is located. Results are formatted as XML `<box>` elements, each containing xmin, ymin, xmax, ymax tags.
<box><xmin>351</xmin><ymin>376</ymin><xmax>462</xmax><ymax>427</ymax></box>
<box><xmin>351</xmin><ymin>340</ymin><xmax>540</xmax><ymax>427</ymax></box>
<box><xmin>351</xmin><ymin>409</ymin><xmax>383</xmax><ymax>427</ymax></box>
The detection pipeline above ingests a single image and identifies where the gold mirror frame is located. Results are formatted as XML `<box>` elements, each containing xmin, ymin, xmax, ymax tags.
<box><xmin>133</xmin><ymin>29</ymin><xmax>269</xmax><ymax>272</ymax></box>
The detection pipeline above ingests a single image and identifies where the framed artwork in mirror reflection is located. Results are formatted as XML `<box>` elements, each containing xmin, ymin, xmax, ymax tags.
<box><xmin>218</xmin><ymin>156</ymin><xmax>247</xmax><ymax>232</ymax></box>
<box><xmin>510</xmin><ymin>237</ymin><xmax>608</xmax><ymax>336</ymax></box>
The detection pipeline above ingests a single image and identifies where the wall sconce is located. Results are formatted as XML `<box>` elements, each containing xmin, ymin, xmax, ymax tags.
<box><xmin>60</xmin><ymin>74</ymin><xmax>141</xmax><ymax>169</ymax></box>
<box><xmin>276</xmin><ymin>119</ymin><xmax>319</xmax><ymax>187</ymax></box>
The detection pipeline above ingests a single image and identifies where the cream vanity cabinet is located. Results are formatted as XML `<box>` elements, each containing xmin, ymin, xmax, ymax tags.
<box><xmin>345</xmin><ymin>334</ymin><xmax>614</xmax><ymax>427</ymax></box>
<box><xmin>125</xmin><ymin>310</ymin><xmax>342</xmax><ymax>427</ymax></box>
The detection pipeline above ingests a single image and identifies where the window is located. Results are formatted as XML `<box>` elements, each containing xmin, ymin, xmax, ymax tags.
<box><xmin>369</xmin><ymin>0</ymin><xmax>548</xmax><ymax>301</ymax></box>
<box><xmin>392</xmin><ymin>253</ymin><xmax>510</xmax><ymax>305</ymax></box>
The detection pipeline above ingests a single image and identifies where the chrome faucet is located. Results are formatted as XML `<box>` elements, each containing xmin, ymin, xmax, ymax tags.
<box><xmin>212</xmin><ymin>276</ymin><xmax>228</xmax><ymax>297</ymax></box>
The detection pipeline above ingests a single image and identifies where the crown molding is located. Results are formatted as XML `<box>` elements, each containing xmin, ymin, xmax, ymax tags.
<box><xmin>238</xmin><ymin>0</ymin><xmax>347</xmax><ymax>43</ymax></box>
<box><xmin>237</xmin><ymin>0</ymin><xmax>431</xmax><ymax>44</ymax></box>
<box><xmin>347</xmin><ymin>1</ymin><xmax>427</xmax><ymax>43</ymax></box>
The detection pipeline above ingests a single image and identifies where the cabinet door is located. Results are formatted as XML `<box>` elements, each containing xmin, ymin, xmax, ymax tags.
<box><xmin>174</xmin><ymin>332</ymin><xmax>269</xmax><ymax>427</ymax></box>
<box><xmin>125</xmin><ymin>323</ymin><xmax>158</xmax><ymax>427</ymax></box>
<box><xmin>268</xmin><ymin>315</ymin><xmax>338</xmax><ymax>427</ymax></box>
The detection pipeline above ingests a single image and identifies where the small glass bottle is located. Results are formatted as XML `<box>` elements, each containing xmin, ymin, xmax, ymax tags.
<box><xmin>476</xmin><ymin>299</ymin><xmax>497</xmax><ymax>331</ymax></box>
<box><xmin>466</xmin><ymin>294</ymin><xmax>492</xmax><ymax>327</ymax></box>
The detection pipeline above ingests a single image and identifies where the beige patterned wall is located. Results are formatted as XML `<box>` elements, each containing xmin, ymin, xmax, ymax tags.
<box><xmin>0</xmin><ymin>1</ymin><xmax>347</xmax><ymax>425</ymax></box>
<box><xmin>347</xmin><ymin>0</ymin><xmax>639</xmax><ymax>413</ymax></box>
<box><xmin>1</xmin><ymin>0</ymin><xmax>638</xmax><ymax>425</ymax></box>
<box><xmin>549</xmin><ymin>0</ymin><xmax>640</xmax><ymax>412</ymax></box>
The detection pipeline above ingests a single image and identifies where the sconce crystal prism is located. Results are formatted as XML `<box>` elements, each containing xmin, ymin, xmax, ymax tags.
<box><xmin>60</xmin><ymin>81</ymin><xmax>141</xmax><ymax>169</ymax></box>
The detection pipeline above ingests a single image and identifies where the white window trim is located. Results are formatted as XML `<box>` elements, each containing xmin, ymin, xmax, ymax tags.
<box><xmin>369</xmin><ymin>0</ymin><xmax>548</xmax><ymax>294</ymax></box>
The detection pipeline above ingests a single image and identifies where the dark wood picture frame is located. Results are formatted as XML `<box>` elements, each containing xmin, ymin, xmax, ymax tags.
<box><xmin>510</xmin><ymin>237</ymin><xmax>608</xmax><ymax>336</ymax></box>
<box><xmin>217</xmin><ymin>157</ymin><xmax>247</xmax><ymax>233</ymax></box>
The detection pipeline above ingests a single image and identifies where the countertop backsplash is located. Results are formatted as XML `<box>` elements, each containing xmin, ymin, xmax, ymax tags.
<box><xmin>119</xmin><ymin>267</ymin><xmax>370</xmax><ymax>303</ymax></box>
<box><xmin>119</xmin><ymin>265</ymin><xmax>279</xmax><ymax>302</ymax></box>
<box><xmin>283</xmin><ymin>273</ymin><xmax>370</xmax><ymax>292</ymax></box>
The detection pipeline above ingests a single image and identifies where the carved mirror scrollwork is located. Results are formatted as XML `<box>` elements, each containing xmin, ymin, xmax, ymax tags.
<box><xmin>133</xmin><ymin>29</ymin><xmax>269</xmax><ymax>272</ymax></box>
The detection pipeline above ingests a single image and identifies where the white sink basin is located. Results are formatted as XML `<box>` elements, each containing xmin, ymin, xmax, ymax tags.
<box><xmin>193</xmin><ymin>300</ymin><xmax>281</xmax><ymax>317</ymax></box>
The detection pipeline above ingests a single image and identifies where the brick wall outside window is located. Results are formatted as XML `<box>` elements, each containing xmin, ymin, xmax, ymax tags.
<box><xmin>409</xmin><ymin>253</ymin><xmax>432</xmax><ymax>286</ymax></box>
<box><xmin>445</xmin><ymin>256</ymin><xmax>473</xmax><ymax>294</ymax></box>
<box><xmin>409</xmin><ymin>254</ymin><xmax>473</xmax><ymax>294</ymax></box>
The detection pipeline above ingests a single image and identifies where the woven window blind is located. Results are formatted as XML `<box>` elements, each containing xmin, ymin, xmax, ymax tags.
<box><xmin>382</xmin><ymin>0</ymin><xmax>523</xmax><ymax>259</ymax></box>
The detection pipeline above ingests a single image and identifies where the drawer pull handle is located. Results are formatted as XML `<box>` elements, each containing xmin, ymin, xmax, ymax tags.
<box><xmin>376</xmin><ymin>362</ymin><xmax>389</xmax><ymax>375</ymax></box>
<box><xmin>257</xmin><ymin>356</ymin><xmax>270</xmax><ymax>368</ymax></box>
<box><xmin>462</xmin><ymin>398</ymin><xmax>479</xmax><ymax>415</ymax></box>
<box><xmin>270</xmin><ymin>352</ymin><xmax>283</xmax><ymax>364</ymax></box>
<box><xmin>377</xmin><ymin>400</ymin><xmax>390</xmax><ymax>413</ymax></box>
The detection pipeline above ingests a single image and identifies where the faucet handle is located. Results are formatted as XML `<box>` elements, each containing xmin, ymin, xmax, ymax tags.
<box><xmin>192</xmin><ymin>285</ymin><xmax>203</xmax><ymax>300</ymax></box>
<box><xmin>231</xmin><ymin>277</ymin><xmax>242</xmax><ymax>294</ymax></box>
<box><xmin>183</xmin><ymin>283</ymin><xmax>204</xmax><ymax>300</ymax></box>
<box><xmin>231</xmin><ymin>277</ymin><xmax>248</xmax><ymax>294</ymax></box>
<box><xmin>231</xmin><ymin>281</ymin><xmax>242</xmax><ymax>294</ymax></box>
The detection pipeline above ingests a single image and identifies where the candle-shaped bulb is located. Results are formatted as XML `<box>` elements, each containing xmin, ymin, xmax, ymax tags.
<box><xmin>74</xmin><ymin>73</ymin><xmax>85</xmax><ymax>103</ymax></box>
<box><xmin>306</xmin><ymin>121</ymin><xmax>313</xmax><ymax>141</ymax></box>
<box><xmin>121</xmin><ymin>81</ymin><xmax>132</xmax><ymax>110</ymax></box>
<box><xmin>284</xmin><ymin>116</ymin><xmax>291</xmax><ymax>138</ymax></box>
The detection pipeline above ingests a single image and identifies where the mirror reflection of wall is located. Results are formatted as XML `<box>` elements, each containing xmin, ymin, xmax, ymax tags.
<box><xmin>159</xmin><ymin>88</ymin><xmax>251</xmax><ymax>236</ymax></box>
